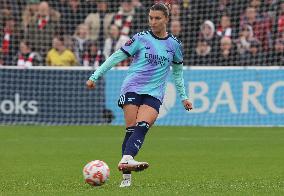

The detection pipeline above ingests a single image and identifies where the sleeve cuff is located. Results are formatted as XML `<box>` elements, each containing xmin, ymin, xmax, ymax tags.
<box><xmin>181</xmin><ymin>96</ymin><xmax>189</xmax><ymax>101</ymax></box>
<box><xmin>120</xmin><ymin>48</ymin><xmax>131</xmax><ymax>57</ymax></box>
<box><xmin>89</xmin><ymin>76</ymin><xmax>97</xmax><ymax>82</ymax></box>
<box><xmin>173</xmin><ymin>61</ymin><xmax>183</xmax><ymax>64</ymax></box>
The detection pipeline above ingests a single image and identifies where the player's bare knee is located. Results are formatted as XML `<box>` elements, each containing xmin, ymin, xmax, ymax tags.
<box><xmin>125</xmin><ymin>122</ymin><xmax>136</xmax><ymax>128</ymax></box>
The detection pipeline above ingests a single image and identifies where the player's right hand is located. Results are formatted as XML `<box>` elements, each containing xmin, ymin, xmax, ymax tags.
<box><xmin>86</xmin><ymin>80</ymin><xmax>96</xmax><ymax>89</ymax></box>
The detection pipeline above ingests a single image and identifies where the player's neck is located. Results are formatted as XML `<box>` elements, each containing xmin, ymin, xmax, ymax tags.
<box><xmin>151</xmin><ymin>31</ymin><xmax>168</xmax><ymax>39</ymax></box>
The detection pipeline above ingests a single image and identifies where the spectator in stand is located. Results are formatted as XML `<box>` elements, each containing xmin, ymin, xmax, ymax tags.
<box><xmin>103</xmin><ymin>24</ymin><xmax>129</xmax><ymax>59</ymax></box>
<box><xmin>170</xmin><ymin>3</ymin><xmax>182</xmax><ymax>22</ymax></box>
<box><xmin>240</xmin><ymin>39</ymin><xmax>265</xmax><ymax>66</ymax></box>
<box><xmin>112</xmin><ymin>0</ymin><xmax>135</xmax><ymax>37</ymax></box>
<box><xmin>272</xmin><ymin>31</ymin><xmax>284</xmax><ymax>66</ymax></box>
<box><xmin>111</xmin><ymin>0</ymin><xmax>146</xmax><ymax>37</ymax></box>
<box><xmin>190</xmin><ymin>0</ymin><xmax>217</xmax><ymax>25</ymax></box>
<box><xmin>250</xmin><ymin>0</ymin><xmax>274</xmax><ymax>45</ymax></box>
<box><xmin>73</xmin><ymin>23</ymin><xmax>91</xmax><ymax>65</ymax></box>
<box><xmin>215</xmin><ymin>36</ymin><xmax>237</xmax><ymax>66</ymax></box>
<box><xmin>169</xmin><ymin>1</ymin><xmax>193</xmax><ymax>63</ymax></box>
<box><xmin>208</xmin><ymin>0</ymin><xmax>248</xmax><ymax>38</ymax></box>
<box><xmin>46</xmin><ymin>35</ymin><xmax>77</xmax><ymax>66</ymax></box>
<box><xmin>131</xmin><ymin>0</ymin><xmax>142</xmax><ymax>8</ymax></box>
<box><xmin>47</xmin><ymin>0</ymin><xmax>66</xmax><ymax>14</ymax></box>
<box><xmin>170</xmin><ymin>20</ymin><xmax>182</xmax><ymax>40</ymax></box>
<box><xmin>81</xmin><ymin>0</ymin><xmax>99</xmax><ymax>15</ymax></box>
<box><xmin>169</xmin><ymin>3</ymin><xmax>191</xmax><ymax>34</ymax></box>
<box><xmin>13</xmin><ymin>40</ymin><xmax>42</xmax><ymax>67</ymax></box>
<box><xmin>190</xmin><ymin>39</ymin><xmax>213</xmax><ymax>66</ymax></box>
<box><xmin>82</xmin><ymin>40</ymin><xmax>105</xmax><ymax>68</ymax></box>
<box><xmin>190</xmin><ymin>0</ymin><xmax>217</xmax><ymax>47</ymax></box>
<box><xmin>0</xmin><ymin>0</ymin><xmax>13</xmax><ymax>19</ymax></box>
<box><xmin>0</xmin><ymin>0</ymin><xmax>24</xmax><ymax>23</ymax></box>
<box><xmin>249</xmin><ymin>0</ymin><xmax>275</xmax><ymax>19</ymax></box>
<box><xmin>84</xmin><ymin>0</ymin><xmax>114</xmax><ymax>50</ymax></box>
<box><xmin>262</xmin><ymin>0</ymin><xmax>279</xmax><ymax>16</ymax></box>
<box><xmin>22</xmin><ymin>0</ymin><xmax>40</xmax><ymax>32</ymax></box>
<box><xmin>216</xmin><ymin>15</ymin><xmax>233</xmax><ymax>38</ymax></box>
<box><xmin>24</xmin><ymin>1</ymin><xmax>60</xmax><ymax>58</ymax></box>
<box><xmin>103</xmin><ymin>24</ymin><xmax>130</xmax><ymax>67</ymax></box>
<box><xmin>250</xmin><ymin>0</ymin><xmax>262</xmax><ymax>13</ymax></box>
<box><xmin>214</xmin><ymin>0</ymin><xmax>233</xmax><ymax>21</ymax></box>
<box><xmin>235</xmin><ymin>24</ymin><xmax>257</xmax><ymax>55</ymax></box>
<box><xmin>169</xmin><ymin>2</ymin><xmax>191</xmax><ymax>56</ymax></box>
<box><xmin>0</xmin><ymin>15</ymin><xmax>21</xmax><ymax>66</ymax></box>
<box><xmin>198</xmin><ymin>20</ymin><xmax>220</xmax><ymax>55</ymax></box>
<box><xmin>60</xmin><ymin>0</ymin><xmax>88</xmax><ymax>36</ymax></box>
<box><xmin>240</xmin><ymin>6</ymin><xmax>272</xmax><ymax>51</ymax></box>
<box><xmin>131</xmin><ymin>0</ymin><xmax>148</xmax><ymax>33</ymax></box>
<box><xmin>276</xmin><ymin>0</ymin><xmax>284</xmax><ymax>34</ymax></box>
<box><xmin>63</xmin><ymin>35</ymin><xmax>75</xmax><ymax>52</ymax></box>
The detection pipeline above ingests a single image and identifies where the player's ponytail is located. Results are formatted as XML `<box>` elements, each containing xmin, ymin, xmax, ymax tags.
<box><xmin>150</xmin><ymin>2</ymin><xmax>171</xmax><ymax>18</ymax></box>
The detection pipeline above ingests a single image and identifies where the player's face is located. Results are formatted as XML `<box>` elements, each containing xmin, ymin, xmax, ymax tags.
<box><xmin>149</xmin><ymin>10</ymin><xmax>168</xmax><ymax>35</ymax></box>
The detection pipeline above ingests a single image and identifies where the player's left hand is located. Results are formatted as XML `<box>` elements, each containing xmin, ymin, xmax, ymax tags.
<box><xmin>182</xmin><ymin>99</ymin><xmax>193</xmax><ymax>111</ymax></box>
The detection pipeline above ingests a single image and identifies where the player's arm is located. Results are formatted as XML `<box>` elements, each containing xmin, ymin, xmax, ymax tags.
<box><xmin>87</xmin><ymin>34</ymin><xmax>140</xmax><ymax>89</ymax></box>
<box><xmin>86</xmin><ymin>49</ymin><xmax>128</xmax><ymax>89</ymax></box>
<box><xmin>172</xmin><ymin>63</ymin><xmax>193</xmax><ymax>111</ymax></box>
<box><xmin>172</xmin><ymin>40</ymin><xmax>192</xmax><ymax>111</ymax></box>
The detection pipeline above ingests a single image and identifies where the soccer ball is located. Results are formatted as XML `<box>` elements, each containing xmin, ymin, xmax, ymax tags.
<box><xmin>83</xmin><ymin>160</ymin><xmax>110</xmax><ymax>186</ymax></box>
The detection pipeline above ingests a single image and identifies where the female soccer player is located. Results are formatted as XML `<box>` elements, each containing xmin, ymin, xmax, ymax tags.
<box><xmin>86</xmin><ymin>3</ymin><xmax>193</xmax><ymax>187</ymax></box>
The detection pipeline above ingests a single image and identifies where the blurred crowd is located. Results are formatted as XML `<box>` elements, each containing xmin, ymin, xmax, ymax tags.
<box><xmin>0</xmin><ymin>0</ymin><xmax>283</xmax><ymax>67</ymax></box>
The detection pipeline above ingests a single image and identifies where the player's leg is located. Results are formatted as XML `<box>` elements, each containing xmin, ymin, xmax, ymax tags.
<box><xmin>120</xmin><ymin>104</ymin><xmax>138</xmax><ymax>187</ymax></box>
<box><xmin>135</xmin><ymin>104</ymin><xmax>159</xmax><ymax>125</ymax></box>
<box><xmin>119</xmin><ymin>95</ymin><xmax>161</xmax><ymax>172</ymax></box>
<box><xmin>118</xmin><ymin>93</ymin><xmax>142</xmax><ymax>155</ymax></box>
<box><xmin>123</xmin><ymin>104</ymin><xmax>158</xmax><ymax>157</ymax></box>
<box><xmin>122</xmin><ymin>104</ymin><xmax>139</xmax><ymax>156</ymax></box>
<box><xmin>124</xmin><ymin>95</ymin><xmax>161</xmax><ymax>157</ymax></box>
<box><xmin>118</xmin><ymin>93</ymin><xmax>141</xmax><ymax>187</ymax></box>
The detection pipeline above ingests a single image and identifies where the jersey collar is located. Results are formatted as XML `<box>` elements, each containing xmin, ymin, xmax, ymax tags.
<box><xmin>149</xmin><ymin>31</ymin><xmax>171</xmax><ymax>40</ymax></box>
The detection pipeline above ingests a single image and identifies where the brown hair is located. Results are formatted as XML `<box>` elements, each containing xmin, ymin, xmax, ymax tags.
<box><xmin>150</xmin><ymin>3</ymin><xmax>171</xmax><ymax>17</ymax></box>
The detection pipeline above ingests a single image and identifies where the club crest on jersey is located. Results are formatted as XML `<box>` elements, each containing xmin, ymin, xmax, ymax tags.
<box><xmin>125</xmin><ymin>38</ymin><xmax>135</xmax><ymax>46</ymax></box>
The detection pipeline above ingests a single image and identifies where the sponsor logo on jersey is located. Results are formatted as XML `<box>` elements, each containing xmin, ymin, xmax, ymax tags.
<box><xmin>145</xmin><ymin>53</ymin><xmax>170</xmax><ymax>66</ymax></box>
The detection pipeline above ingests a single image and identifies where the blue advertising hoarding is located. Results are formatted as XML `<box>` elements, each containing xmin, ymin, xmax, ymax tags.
<box><xmin>0</xmin><ymin>68</ymin><xmax>107</xmax><ymax>124</ymax></box>
<box><xmin>1</xmin><ymin>67</ymin><xmax>283</xmax><ymax>126</ymax></box>
<box><xmin>105</xmin><ymin>68</ymin><xmax>284</xmax><ymax>126</ymax></box>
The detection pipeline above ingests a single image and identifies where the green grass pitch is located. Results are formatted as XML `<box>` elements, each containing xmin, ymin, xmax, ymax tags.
<box><xmin>0</xmin><ymin>126</ymin><xmax>284</xmax><ymax>195</ymax></box>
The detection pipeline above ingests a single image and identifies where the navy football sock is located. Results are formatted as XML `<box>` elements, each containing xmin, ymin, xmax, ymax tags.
<box><xmin>123</xmin><ymin>121</ymin><xmax>150</xmax><ymax>157</ymax></box>
<box><xmin>122</xmin><ymin>127</ymin><xmax>135</xmax><ymax>174</ymax></box>
<box><xmin>122</xmin><ymin>126</ymin><xmax>135</xmax><ymax>156</ymax></box>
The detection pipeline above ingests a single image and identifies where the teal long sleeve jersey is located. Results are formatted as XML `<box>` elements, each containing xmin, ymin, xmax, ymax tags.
<box><xmin>89</xmin><ymin>30</ymin><xmax>188</xmax><ymax>102</ymax></box>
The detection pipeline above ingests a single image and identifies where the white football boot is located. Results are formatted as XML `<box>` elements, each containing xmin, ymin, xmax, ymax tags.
<box><xmin>118</xmin><ymin>155</ymin><xmax>149</xmax><ymax>172</ymax></box>
<box><xmin>119</xmin><ymin>174</ymin><xmax>131</xmax><ymax>188</ymax></box>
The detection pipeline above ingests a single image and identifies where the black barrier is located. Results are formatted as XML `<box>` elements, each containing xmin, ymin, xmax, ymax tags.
<box><xmin>0</xmin><ymin>68</ymin><xmax>111</xmax><ymax>125</ymax></box>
